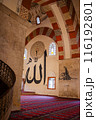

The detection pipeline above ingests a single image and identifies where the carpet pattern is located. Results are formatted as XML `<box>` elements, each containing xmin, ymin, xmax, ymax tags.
<box><xmin>9</xmin><ymin>95</ymin><xmax>80</xmax><ymax>120</ymax></box>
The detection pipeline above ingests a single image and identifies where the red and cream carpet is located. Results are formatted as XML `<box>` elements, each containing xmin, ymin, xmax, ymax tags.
<box><xmin>9</xmin><ymin>95</ymin><xmax>80</xmax><ymax>120</ymax></box>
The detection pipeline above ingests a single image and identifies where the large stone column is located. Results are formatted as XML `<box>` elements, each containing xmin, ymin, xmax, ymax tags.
<box><xmin>0</xmin><ymin>0</ymin><xmax>3</xmax><ymax>3</ymax></box>
<box><xmin>0</xmin><ymin>3</ymin><xmax>30</xmax><ymax>111</ymax></box>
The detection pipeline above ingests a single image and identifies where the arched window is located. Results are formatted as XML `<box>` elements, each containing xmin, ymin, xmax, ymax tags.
<box><xmin>49</xmin><ymin>42</ymin><xmax>56</xmax><ymax>56</ymax></box>
<box><xmin>24</xmin><ymin>49</ymin><xmax>27</xmax><ymax>60</ymax></box>
<box><xmin>36</xmin><ymin>16</ymin><xmax>41</xmax><ymax>25</ymax></box>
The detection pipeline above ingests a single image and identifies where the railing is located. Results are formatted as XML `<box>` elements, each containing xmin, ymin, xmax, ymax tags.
<box><xmin>0</xmin><ymin>60</ymin><xmax>16</xmax><ymax>120</ymax></box>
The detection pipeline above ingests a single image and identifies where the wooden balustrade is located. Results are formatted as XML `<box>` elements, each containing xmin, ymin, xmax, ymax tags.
<box><xmin>0</xmin><ymin>60</ymin><xmax>16</xmax><ymax>120</ymax></box>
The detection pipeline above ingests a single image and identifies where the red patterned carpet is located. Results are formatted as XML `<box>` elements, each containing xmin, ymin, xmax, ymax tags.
<box><xmin>9</xmin><ymin>95</ymin><xmax>80</xmax><ymax>120</ymax></box>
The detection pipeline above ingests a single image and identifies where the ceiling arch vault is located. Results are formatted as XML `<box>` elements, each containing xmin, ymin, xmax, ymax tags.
<box><xmin>21</xmin><ymin>0</ymin><xmax>80</xmax><ymax>60</ymax></box>
<box><xmin>25</xmin><ymin>27</ymin><xmax>64</xmax><ymax>60</ymax></box>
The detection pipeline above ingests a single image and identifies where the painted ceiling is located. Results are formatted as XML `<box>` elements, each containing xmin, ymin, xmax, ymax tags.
<box><xmin>19</xmin><ymin>0</ymin><xmax>80</xmax><ymax>60</ymax></box>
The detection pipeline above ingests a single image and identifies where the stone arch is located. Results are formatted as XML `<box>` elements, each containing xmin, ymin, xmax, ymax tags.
<box><xmin>33</xmin><ymin>0</ymin><xmax>80</xmax><ymax>58</ymax></box>
<box><xmin>25</xmin><ymin>27</ymin><xmax>64</xmax><ymax>60</ymax></box>
<box><xmin>21</xmin><ymin>0</ymin><xmax>80</xmax><ymax>59</ymax></box>
<box><xmin>58</xmin><ymin>0</ymin><xmax>80</xmax><ymax>58</ymax></box>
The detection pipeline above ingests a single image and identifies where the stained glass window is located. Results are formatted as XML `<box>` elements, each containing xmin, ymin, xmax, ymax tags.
<box><xmin>24</xmin><ymin>49</ymin><xmax>27</xmax><ymax>60</ymax></box>
<box><xmin>49</xmin><ymin>42</ymin><xmax>56</xmax><ymax>56</ymax></box>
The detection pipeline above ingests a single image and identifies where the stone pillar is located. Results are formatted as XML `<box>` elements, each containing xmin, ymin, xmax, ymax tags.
<box><xmin>0</xmin><ymin>3</ymin><xmax>30</xmax><ymax>111</ymax></box>
<box><xmin>72</xmin><ymin>0</ymin><xmax>80</xmax><ymax>24</ymax></box>
<box><xmin>0</xmin><ymin>0</ymin><xmax>3</xmax><ymax>3</ymax></box>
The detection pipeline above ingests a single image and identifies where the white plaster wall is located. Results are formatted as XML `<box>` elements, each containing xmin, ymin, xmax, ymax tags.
<box><xmin>23</xmin><ymin>35</ymin><xmax>59</xmax><ymax>96</ymax></box>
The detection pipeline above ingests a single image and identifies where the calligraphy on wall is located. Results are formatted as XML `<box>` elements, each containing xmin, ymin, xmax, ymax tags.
<box><xmin>59</xmin><ymin>66</ymin><xmax>77</xmax><ymax>80</ymax></box>
<box><xmin>30</xmin><ymin>41</ymin><xmax>45</xmax><ymax>62</ymax></box>
<box><xmin>27</xmin><ymin>58</ymin><xmax>32</xmax><ymax>64</ymax></box>
<box><xmin>25</xmin><ymin>49</ymin><xmax>47</xmax><ymax>85</ymax></box>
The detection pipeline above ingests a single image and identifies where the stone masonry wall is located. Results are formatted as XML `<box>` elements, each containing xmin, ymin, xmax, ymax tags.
<box><xmin>0</xmin><ymin>3</ymin><xmax>27</xmax><ymax>111</ymax></box>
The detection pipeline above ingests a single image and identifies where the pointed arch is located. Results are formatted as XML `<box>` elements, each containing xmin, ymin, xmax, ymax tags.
<box><xmin>21</xmin><ymin>0</ymin><xmax>80</xmax><ymax>59</ymax></box>
<box><xmin>25</xmin><ymin>27</ymin><xmax>64</xmax><ymax>60</ymax></box>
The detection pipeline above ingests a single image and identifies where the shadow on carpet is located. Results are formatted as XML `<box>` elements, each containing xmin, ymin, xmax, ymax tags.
<box><xmin>9</xmin><ymin>95</ymin><xmax>80</xmax><ymax>120</ymax></box>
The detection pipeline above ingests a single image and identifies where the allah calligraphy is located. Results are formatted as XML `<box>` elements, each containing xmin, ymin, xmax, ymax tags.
<box><xmin>27</xmin><ymin>58</ymin><xmax>32</xmax><ymax>64</ymax></box>
<box><xmin>25</xmin><ymin>50</ymin><xmax>47</xmax><ymax>84</ymax></box>
<box><xmin>43</xmin><ymin>50</ymin><xmax>47</xmax><ymax>85</ymax></box>
<box><xmin>26</xmin><ymin>64</ymin><xmax>42</xmax><ymax>84</ymax></box>
<box><xmin>30</xmin><ymin>41</ymin><xmax>45</xmax><ymax>62</ymax></box>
